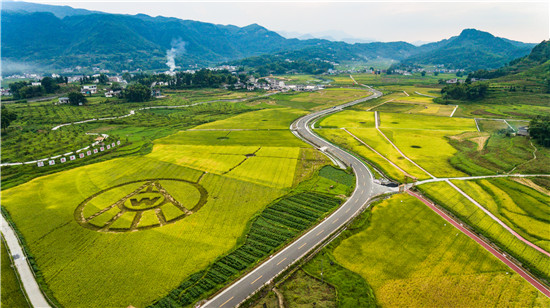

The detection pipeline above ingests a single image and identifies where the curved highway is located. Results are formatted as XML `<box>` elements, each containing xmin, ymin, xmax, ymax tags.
<box><xmin>203</xmin><ymin>87</ymin><xmax>384</xmax><ymax>308</ymax></box>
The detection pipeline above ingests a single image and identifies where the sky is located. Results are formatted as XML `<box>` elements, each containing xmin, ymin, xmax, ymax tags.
<box><xmin>14</xmin><ymin>1</ymin><xmax>550</xmax><ymax>43</ymax></box>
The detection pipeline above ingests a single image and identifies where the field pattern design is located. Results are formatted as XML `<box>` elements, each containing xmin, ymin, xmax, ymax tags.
<box><xmin>151</xmin><ymin>192</ymin><xmax>341</xmax><ymax>307</ymax></box>
<box><xmin>75</xmin><ymin>178</ymin><xmax>207</xmax><ymax>233</ymax></box>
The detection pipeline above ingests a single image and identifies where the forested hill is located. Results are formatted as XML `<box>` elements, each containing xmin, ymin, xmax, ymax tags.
<box><xmin>469</xmin><ymin>40</ymin><xmax>550</xmax><ymax>86</ymax></box>
<box><xmin>399</xmin><ymin>29</ymin><xmax>535</xmax><ymax>70</ymax></box>
<box><xmin>1</xmin><ymin>2</ymin><xmax>538</xmax><ymax>73</ymax></box>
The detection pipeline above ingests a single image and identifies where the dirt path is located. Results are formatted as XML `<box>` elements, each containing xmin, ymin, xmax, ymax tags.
<box><xmin>407</xmin><ymin>190</ymin><xmax>550</xmax><ymax>297</ymax></box>
<box><xmin>272</xmin><ymin>287</ymin><xmax>285</xmax><ymax>308</ymax></box>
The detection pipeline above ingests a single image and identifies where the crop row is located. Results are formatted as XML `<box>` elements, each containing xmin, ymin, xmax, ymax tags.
<box><xmin>150</xmin><ymin>192</ymin><xmax>341</xmax><ymax>307</ymax></box>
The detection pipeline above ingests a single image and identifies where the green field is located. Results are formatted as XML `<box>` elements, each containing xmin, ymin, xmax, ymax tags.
<box><xmin>452</xmin><ymin>178</ymin><xmax>550</xmax><ymax>252</ymax></box>
<box><xmin>192</xmin><ymin>107</ymin><xmax>307</xmax><ymax>130</ymax></box>
<box><xmin>449</xmin><ymin>132</ymin><xmax>550</xmax><ymax>175</ymax></box>
<box><xmin>417</xmin><ymin>181</ymin><xmax>550</xmax><ymax>283</ymax></box>
<box><xmin>331</xmin><ymin>194</ymin><xmax>549</xmax><ymax>307</ymax></box>
<box><xmin>1</xmin><ymin>238</ymin><xmax>30</xmax><ymax>308</ymax></box>
<box><xmin>269</xmin><ymin>88</ymin><xmax>370</xmax><ymax>110</ymax></box>
<box><xmin>317</xmin><ymin>110</ymin><xmax>375</xmax><ymax>128</ymax></box>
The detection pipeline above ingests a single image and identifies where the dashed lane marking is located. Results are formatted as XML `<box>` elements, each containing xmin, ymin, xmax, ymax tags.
<box><xmin>298</xmin><ymin>242</ymin><xmax>307</xmax><ymax>249</ymax></box>
<box><xmin>219</xmin><ymin>296</ymin><xmax>234</xmax><ymax>307</ymax></box>
<box><xmin>277</xmin><ymin>257</ymin><xmax>287</xmax><ymax>265</ymax></box>
<box><xmin>316</xmin><ymin>229</ymin><xmax>324</xmax><ymax>236</ymax></box>
<box><xmin>250</xmin><ymin>275</ymin><xmax>263</xmax><ymax>285</ymax></box>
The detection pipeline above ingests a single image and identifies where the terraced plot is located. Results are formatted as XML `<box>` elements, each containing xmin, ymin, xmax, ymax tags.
<box><xmin>333</xmin><ymin>194</ymin><xmax>549</xmax><ymax>307</ymax></box>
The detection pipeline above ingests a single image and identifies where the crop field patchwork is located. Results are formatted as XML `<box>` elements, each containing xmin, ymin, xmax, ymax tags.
<box><xmin>1</xmin><ymin>110</ymin><xmax>331</xmax><ymax>307</ymax></box>
<box><xmin>332</xmin><ymin>193</ymin><xmax>550</xmax><ymax>307</ymax></box>
<box><xmin>449</xmin><ymin>132</ymin><xmax>550</xmax><ymax>175</ymax></box>
<box><xmin>155</xmin><ymin>129</ymin><xmax>307</xmax><ymax>147</ymax></box>
<box><xmin>373</xmin><ymin>101</ymin><xmax>456</xmax><ymax>116</ymax></box>
<box><xmin>417</xmin><ymin>181</ymin><xmax>550</xmax><ymax>282</ymax></box>
<box><xmin>316</xmin><ymin>128</ymin><xmax>429</xmax><ymax>181</ymax></box>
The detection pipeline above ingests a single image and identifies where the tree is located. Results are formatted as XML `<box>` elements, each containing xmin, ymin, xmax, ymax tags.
<box><xmin>529</xmin><ymin>116</ymin><xmax>550</xmax><ymax>147</ymax></box>
<box><xmin>110</xmin><ymin>82</ymin><xmax>122</xmax><ymax>91</ymax></box>
<box><xmin>1</xmin><ymin>105</ymin><xmax>17</xmax><ymax>132</ymax></box>
<box><xmin>421</xmin><ymin>71</ymin><xmax>426</xmax><ymax>77</ymax></box>
<box><xmin>434</xmin><ymin>71</ymin><xmax>439</xmax><ymax>76</ymax></box>
<box><xmin>98</xmin><ymin>74</ymin><xmax>109</xmax><ymax>84</ymax></box>
<box><xmin>41</xmin><ymin>77</ymin><xmax>60</xmax><ymax>93</ymax></box>
<box><xmin>123</xmin><ymin>83</ymin><xmax>151</xmax><ymax>102</ymax></box>
<box><xmin>68</xmin><ymin>92</ymin><xmax>87</xmax><ymax>106</ymax></box>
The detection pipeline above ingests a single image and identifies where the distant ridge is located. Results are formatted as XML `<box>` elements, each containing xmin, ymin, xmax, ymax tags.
<box><xmin>400</xmin><ymin>29</ymin><xmax>536</xmax><ymax>70</ymax></box>
<box><xmin>0</xmin><ymin>2</ymin><xmax>537</xmax><ymax>73</ymax></box>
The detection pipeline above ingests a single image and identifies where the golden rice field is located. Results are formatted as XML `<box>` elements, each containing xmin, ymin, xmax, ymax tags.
<box><xmin>418</xmin><ymin>181</ymin><xmax>550</xmax><ymax>282</ymax></box>
<box><xmin>333</xmin><ymin>193</ymin><xmax>549</xmax><ymax>307</ymax></box>
<box><xmin>452</xmin><ymin>178</ymin><xmax>550</xmax><ymax>251</ymax></box>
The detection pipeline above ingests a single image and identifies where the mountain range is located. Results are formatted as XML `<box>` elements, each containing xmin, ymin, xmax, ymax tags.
<box><xmin>1</xmin><ymin>1</ymin><xmax>539</xmax><ymax>74</ymax></box>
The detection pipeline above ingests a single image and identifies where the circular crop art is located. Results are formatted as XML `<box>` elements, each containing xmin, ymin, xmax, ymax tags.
<box><xmin>75</xmin><ymin>179</ymin><xmax>207</xmax><ymax>233</ymax></box>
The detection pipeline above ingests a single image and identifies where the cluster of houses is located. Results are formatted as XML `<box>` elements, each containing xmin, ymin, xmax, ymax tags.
<box><xmin>229</xmin><ymin>77</ymin><xmax>324</xmax><ymax>92</ymax></box>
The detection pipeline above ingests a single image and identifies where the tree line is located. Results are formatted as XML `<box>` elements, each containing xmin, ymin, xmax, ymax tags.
<box><xmin>9</xmin><ymin>76</ymin><xmax>68</xmax><ymax>100</ymax></box>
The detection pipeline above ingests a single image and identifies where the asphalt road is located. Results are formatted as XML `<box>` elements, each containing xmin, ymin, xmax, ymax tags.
<box><xmin>1</xmin><ymin>215</ymin><xmax>51</xmax><ymax>308</ymax></box>
<box><xmin>203</xmin><ymin>88</ymin><xmax>385</xmax><ymax>308</ymax></box>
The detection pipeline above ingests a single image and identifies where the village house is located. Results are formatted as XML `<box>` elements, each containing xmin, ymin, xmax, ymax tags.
<box><xmin>58</xmin><ymin>97</ymin><xmax>70</xmax><ymax>104</ymax></box>
<box><xmin>81</xmin><ymin>85</ymin><xmax>97</xmax><ymax>95</ymax></box>
<box><xmin>151</xmin><ymin>88</ymin><xmax>162</xmax><ymax>97</ymax></box>
<box><xmin>104</xmin><ymin>90</ymin><xmax>121</xmax><ymax>98</ymax></box>
<box><xmin>517</xmin><ymin>126</ymin><xmax>529</xmax><ymax>137</ymax></box>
